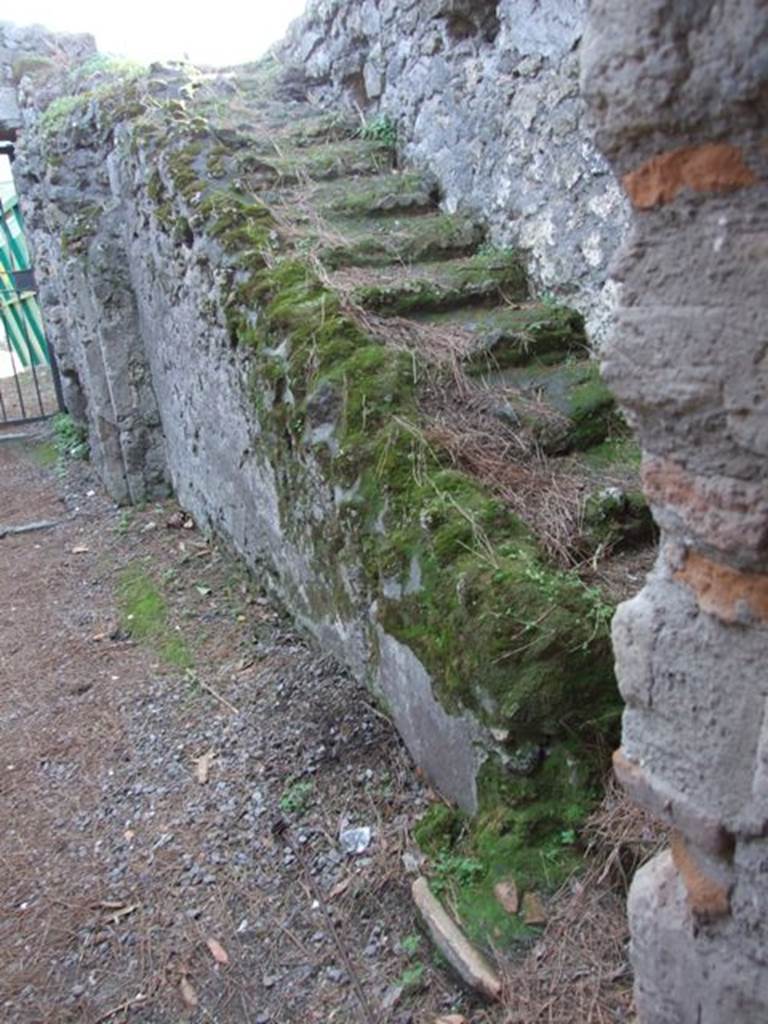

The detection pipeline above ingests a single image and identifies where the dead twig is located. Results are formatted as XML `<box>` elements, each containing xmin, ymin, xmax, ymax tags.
<box><xmin>186</xmin><ymin>670</ymin><xmax>240</xmax><ymax>714</ymax></box>
<box><xmin>0</xmin><ymin>518</ymin><xmax>61</xmax><ymax>538</ymax></box>
<box><xmin>94</xmin><ymin>992</ymin><xmax>148</xmax><ymax>1023</ymax></box>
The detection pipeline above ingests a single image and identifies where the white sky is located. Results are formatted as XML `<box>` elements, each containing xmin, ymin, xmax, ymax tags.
<box><xmin>8</xmin><ymin>1</ymin><xmax>310</xmax><ymax>66</ymax></box>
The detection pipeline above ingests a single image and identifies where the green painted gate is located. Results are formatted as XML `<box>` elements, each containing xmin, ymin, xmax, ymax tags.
<box><xmin>0</xmin><ymin>183</ymin><xmax>63</xmax><ymax>424</ymax></box>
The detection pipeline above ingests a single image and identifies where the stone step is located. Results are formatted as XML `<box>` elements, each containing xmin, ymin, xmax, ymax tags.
<box><xmin>284</xmin><ymin>111</ymin><xmax>361</xmax><ymax>148</ymax></box>
<box><xmin>414</xmin><ymin>302</ymin><xmax>588</xmax><ymax>369</ymax></box>
<box><xmin>221</xmin><ymin>139</ymin><xmax>396</xmax><ymax>196</ymax></box>
<box><xmin>313</xmin><ymin>170</ymin><xmax>439</xmax><ymax>219</ymax></box>
<box><xmin>331</xmin><ymin>250</ymin><xmax>528</xmax><ymax>314</ymax></box>
<box><xmin>271</xmin><ymin>138</ymin><xmax>395</xmax><ymax>183</ymax></box>
<box><xmin>475</xmin><ymin>358</ymin><xmax>622</xmax><ymax>455</ymax></box>
<box><xmin>316</xmin><ymin>212</ymin><xmax>485</xmax><ymax>269</ymax></box>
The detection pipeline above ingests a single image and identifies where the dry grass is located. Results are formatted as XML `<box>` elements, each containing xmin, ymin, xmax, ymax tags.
<box><xmin>425</xmin><ymin>404</ymin><xmax>587</xmax><ymax>567</ymax></box>
<box><xmin>319</xmin><ymin>277</ymin><xmax>599</xmax><ymax>567</ymax></box>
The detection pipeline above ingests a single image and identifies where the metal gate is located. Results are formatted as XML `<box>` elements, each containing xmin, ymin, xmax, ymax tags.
<box><xmin>0</xmin><ymin>184</ymin><xmax>64</xmax><ymax>426</ymax></box>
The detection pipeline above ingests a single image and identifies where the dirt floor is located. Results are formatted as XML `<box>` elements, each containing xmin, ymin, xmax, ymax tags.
<box><xmin>0</xmin><ymin>361</ymin><xmax>58</xmax><ymax>424</ymax></box>
<box><xmin>0</xmin><ymin>425</ymin><xmax>647</xmax><ymax>1024</ymax></box>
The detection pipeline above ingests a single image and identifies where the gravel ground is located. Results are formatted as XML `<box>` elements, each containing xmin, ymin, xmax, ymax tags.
<box><xmin>0</xmin><ymin>427</ymin><xmax>501</xmax><ymax>1024</ymax></box>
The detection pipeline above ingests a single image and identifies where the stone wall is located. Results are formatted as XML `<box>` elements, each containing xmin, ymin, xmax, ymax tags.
<box><xmin>6</xmin><ymin>5</ymin><xmax>767</xmax><ymax>1013</ymax></box>
<box><xmin>582</xmin><ymin>1</ymin><xmax>768</xmax><ymax>1020</ymax></box>
<box><xmin>6</xmin><ymin>55</ymin><xmax>489</xmax><ymax>810</ymax></box>
<box><xmin>3</xmin><ymin>33</ymin><xmax>626</xmax><ymax>845</ymax></box>
<box><xmin>279</xmin><ymin>0</ymin><xmax>628</xmax><ymax>338</ymax></box>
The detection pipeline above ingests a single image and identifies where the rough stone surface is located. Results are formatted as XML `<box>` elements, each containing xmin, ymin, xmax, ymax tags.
<box><xmin>583</xmin><ymin>1</ymin><xmax>768</xmax><ymax>1019</ymax></box>
<box><xmin>0</xmin><ymin>22</ymin><xmax>94</xmax><ymax>137</ymax></box>
<box><xmin>0</xmin><ymin>32</ymin><xmax>593</xmax><ymax>840</ymax></box>
<box><xmin>629</xmin><ymin>852</ymin><xmax>768</xmax><ymax>1024</ymax></box>
<box><xmin>411</xmin><ymin>877</ymin><xmax>502</xmax><ymax>1002</ymax></box>
<box><xmin>0</xmin><ymin>13</ymin><xmax>632</xmax><ymax>833</ymax></box>
<box><xmin>279</xmin><ymin>0</ymin><xmax>629</xmax><ymax>338</ymax></box>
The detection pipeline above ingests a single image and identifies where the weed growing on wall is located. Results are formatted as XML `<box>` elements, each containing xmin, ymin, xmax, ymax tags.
<box><xmin>361</xmin><ymin>114</ymin><xmax>397</xmax><ymax>148</ymax></box>
<box><xmin>52</xmin><ymin>412</ymin><xmax>89</xmax><ymax>460</ymax></box>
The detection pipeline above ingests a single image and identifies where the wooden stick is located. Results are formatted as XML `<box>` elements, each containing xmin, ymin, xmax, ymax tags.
<box><xmin>0</xmin><ymin>519</ymin><xmax>59</xmax><ymax>539</ymax></box>
<box><xmin>197</xmin><ymin>677</ymin><xmax>240</xmax><ymax>715</ymax></box>
<box><xmin>95</xmin><ymin>993</ymin><xmax>148</xmax><ymax>1022</ymax></box>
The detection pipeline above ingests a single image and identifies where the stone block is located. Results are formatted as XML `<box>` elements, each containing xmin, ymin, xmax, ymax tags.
<box><xmin>674</xmin><ymin>550</ymin><xmax>768</xmax><ymax>627</ymax></box>
<box><xmin>641</xmin><ymin>457</ymin><xmax>768</xmax><ymax>567</ymax></box>
<box><xmin>669</xmin><ymin>830</ymin><xmax>732</xmax><ymax>921</ymax></box>
<box><xmin>613</xmin><ymin>748</ymin><xmax>734</xmax><ymax>858</ymax></box>
<box><xmin>622</xmin><ymin>143</ymin><xmax>758</xmax><ymax>210</ymax></box>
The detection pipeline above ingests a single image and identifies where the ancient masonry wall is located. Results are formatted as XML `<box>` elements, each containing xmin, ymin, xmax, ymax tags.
<box><xmin>0</xmin><ymin>20</ymin><xmax>622</xmax><ymax>835</ymax></box>
<box><xmin>280</xmin><ymin>0</ymin><xmax>629</xmax><ymax>338</ymax></box>
<box><xmin>582</xmin><ymin>2</ymin><xmax>768</xmax><ymax>1020</ymax></box>
<box><xmin>3</xmin><ymin>47</ymin><xmax>489</xmax><ymax>810</ymax></box>
<box><xmin>2</xmin><ymin>4</ymin><xmax>767</xmax><ymax>1016</ymax></box>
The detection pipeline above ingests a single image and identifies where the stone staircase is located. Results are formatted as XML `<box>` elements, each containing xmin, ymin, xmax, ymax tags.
<box><xmin>23</xmin><ymin>58</ymin><xmax>658</xmax><ymax>952</ymax></box>
<box><xmin>228</xmin><ymin>93</ymin><xmax>650</xmax><ymax>569</ymax></box>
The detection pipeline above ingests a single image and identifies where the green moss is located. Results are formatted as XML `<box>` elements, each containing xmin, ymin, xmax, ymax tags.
<box><xmin>40</xmin><ymin>93</ymin><xmax>89</xmax><ymax>136</ymax></box>
<box><xmin>273</xmin><ymin>139</ymin><xmax>395</xmax><ymax>182</ymax></box>
<box><xmin>167</xmin><ymin>143</ymin><xmax>206</xmax><ymax>201</ymax></box>
<box><xmin>60</xmin><ymin>204</ymin><xmax>102</xmax><ymax>256</ymax></box>
<box><xmin>206</xmin><ymin>144</ymin><xmax>231</xmax><ymax>178</ymax></box>
<box><xmin>413</xmin><ymin>803</ymin><xmax>466</xmax><ymax>854</ymax></box>
<box><xmin>202</xmin><ymin>191</ymin><xmax>274</xmax><ymax>252</ymax></box>
<box><xmin>318</xmin><ymin>214</ymin><xmax>484</xmax><ymax>270</ymax></box>
<box><xmin>377</xmin><ymin>508</ymin><xmax>617</xmax><ymax>733</ymax></box>
<box><xmin>118</xmin><ymin>567</ymin><xmax>165</xmax><ymax>638</ymax></box>
<box><xmin>66</xmin><ymin>54</ymin><xmax>146</xmax><ymax>88</ymax></box>
<box><xmin>496</xmin><ymin>360</ymin><xmax>623</xmax><ymax>455</ymax></box>
<box><xmin>354</xmin><ymin>251</ymin><xmax>528</xmax><ymax>315</ymax></box>
<box><xmin>154</xmin><ymin>201</ymin><xmax>174</xmax><ymax>229</ymax></box>
<box><xmin>319</xmin><ymin>171</ymin><xmax>435</xmax><ymax>218</ymax></box>
<box><xmin>414</xmin><ymin>745</ymin><xmax>602</xmax><ymax>952</ymax></box>
<box><xmin>581</xmin><ymin>434</ymin><xmax>641</xmax><ymax>470</ymax></box>
<box><xmin>28</xmin><ymin>440</ymin><xmax>58</xmax><ymax>468</ymax></box>
<box><xmin>40</xmin><ymin>66</ymin><xmax>149</xmax><ymax>142</ymax></box>
<box><xmin>279</xmin><ymin>779</ymin><xmax>315</xmax><ymax>815</ymax></box>
<box><xmin>11</xmin><ymin>55</ymin><xmax>56</xmax><ymax>84</ymax></box>
<box><xmin>582</xmin><ymin>487</ymin><xmax>657</xmax><ymax>554</ymax></box>
<box><xmin>464</xmin><ymin>304</ymin><xmax>587</xmax><ymax>371</ymax></box>
<box><xmin>117</xmin><ymin>565</ymin><xmax>192</xmax><ymax>669</ymax></box>
<box><xmin>567</xmin><ymin>361</ymin><xmax>623</xmax><ymax>450</ymax></box>
<box><xmin>147</xmin><ymin>169</ymin><xmax>165</xmax><ymax>204</ymax></box>
<box><xmin>52</xmin><ymin>413</ymin><xmax>89</xmax><ymax>460</ymax></box>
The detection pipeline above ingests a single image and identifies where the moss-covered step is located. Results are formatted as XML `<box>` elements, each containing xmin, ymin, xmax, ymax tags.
<box><xmin>271</xmin><ymin>138</ymin><xmax>395</xmax><ymax>182</ymax></box>
<box><xmin>283</xmin><ymin>111</ymin><xmax>361</xmax><ymax>148</ymax></box>
<box><xmin>581</xmin><ymin>485</ymin><xmax>658</xmax><ymax>554</ymax></box>
<box><xmin>313</xmin><ymin>170</ymin><xmax>439</xmax><ymax>218</ymax></box>
<box><xmin>412</xmin><ymin>303</ymin><xmax>587</xmax><ymax>369</ymax></box>
<box><xmin>477</xmin><ymin>359</ymin><xmax>623</xmax><ymax>454</ymax></box>
<box><xmin>333</xmin><ymin>250</ymin><xmax>529</xmax><ymax>314</ymax></box>
<box><xmin>316</xmin><ymin>213</ymin><xmax>485</xmax><ymax>269</ymax></box>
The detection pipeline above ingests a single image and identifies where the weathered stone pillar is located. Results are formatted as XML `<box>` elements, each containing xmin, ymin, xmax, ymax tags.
<box><xmin>581</xmin><ymin>2</ymin><xmax>768</xmax><ymax>1020</ymax></box>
